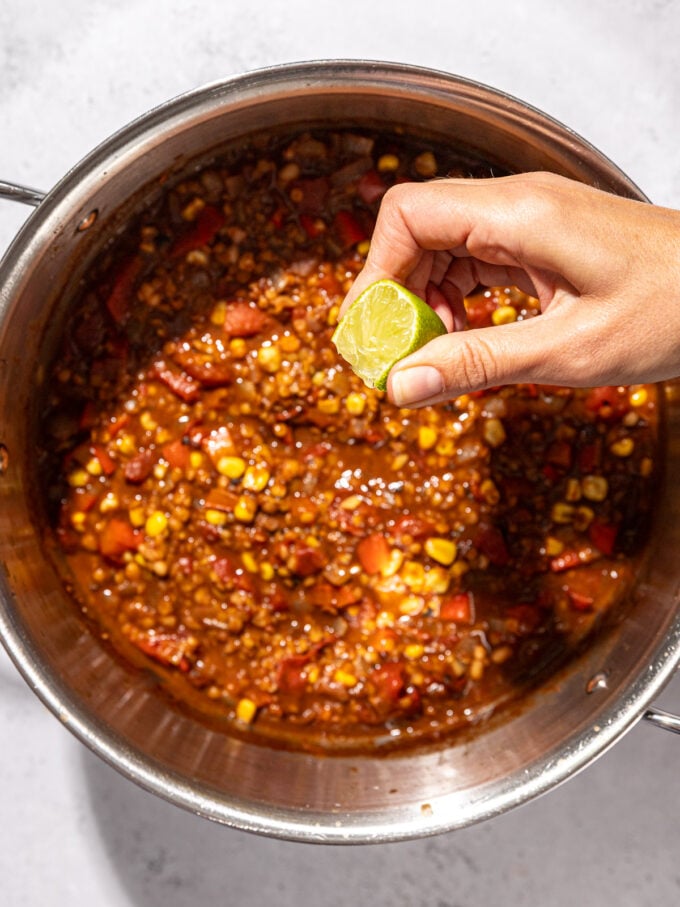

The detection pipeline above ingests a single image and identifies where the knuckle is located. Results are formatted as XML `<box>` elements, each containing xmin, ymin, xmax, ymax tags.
<box><xmin>454</xmin><ymin>335</ymin><xmax>497</xmax><ymax>391</ymax></box>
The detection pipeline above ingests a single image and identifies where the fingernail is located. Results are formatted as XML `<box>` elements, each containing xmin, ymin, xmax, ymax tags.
<box><xmin>390</xmin><ymin>366</ymin><xmax>444</xmax><ymax>407</ymax></box>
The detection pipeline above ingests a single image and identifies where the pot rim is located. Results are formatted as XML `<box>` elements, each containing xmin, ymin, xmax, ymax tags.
<box><xmin>1</xmin><ymin>59</ymin><xmax>678</xmax><ymax>844</ymax></box>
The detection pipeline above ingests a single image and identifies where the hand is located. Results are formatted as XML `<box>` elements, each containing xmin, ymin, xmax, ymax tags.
<box><xmin>340</xmin><ymin>172</ymin><xmax>680</xmax><ymax>407</ymax></box>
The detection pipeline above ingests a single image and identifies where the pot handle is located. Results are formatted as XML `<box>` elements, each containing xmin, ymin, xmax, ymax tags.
<box><xmin>643</xmin><ymin>706</ymin><xmax>680</xmax><ymax>734</ymax></box>
<box><xmin>0</xmin><ymin>179</ymin><xmax>46</xmax><ymax>207</ymax></box>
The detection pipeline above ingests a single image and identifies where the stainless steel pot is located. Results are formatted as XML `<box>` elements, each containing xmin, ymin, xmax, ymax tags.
<box><xmin>1</xmin><ymin>61</ymin><xmax>679</xmax><ymax>844</ymax></box>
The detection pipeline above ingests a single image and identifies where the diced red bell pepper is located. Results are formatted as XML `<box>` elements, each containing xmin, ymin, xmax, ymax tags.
<box><xmin>99</xmin><ymin>517</ymin><xmax>140</xmax><ymax>562</ymax></box>
<box><xmin>333</xmin><ymin>210</ymin><xmax>368</xmax><ymax>248</ymax></box>
<box><xmin>589</xmin><ymin>520</ymin><xmax>618</xmax><ymax>556</ymax></box>
<box><xmin>105</xmin><ymin>256</ymin><xmax>143</xmax><ymax>325</ymax></box>
<box><xmin>288</xmin><ymin>542</ymin><xmax>327</xmax><ymax>577</ymax></box>
<box><xmin>170</xmin><ymin>205</ymin><xmax>225</xmax><ymax>258</ymax></box>
<box><xmin>356</xmin><ymin>533</ymin><xmax>391</xmax><ymax>575</ymax></box>
<box><xmin>439</xmin><ymin>592</ymin><xmax>474</xmax><ymax>624</ymax></box>
<box><xmin>91</xmin><ymin>444</ymin><xmax>117</xmax><ymax>477</ymax></box>
<box><xmin>549</xmin><ymin>545</ymin><xmax>599</xmax><ymax>573</ymax></box>
<box><xmin>545</xmin><ymin>440</ymin><xmax>573</xmax><ymax>471</ymax></box>
<box><xmin>124</xmin><ymin>449</ymin><xmax>155</xmax><ymax>485</ymax></box>
<box><xmin>578</xmin><ymin>440</ymin><xmax>602</xmax><ymax>473</ymax></box>
<box><xmin>299</xmin><ymin>214</ymin><xmax>324</xmax><ymax>239</ymax></box>
<box><xmin>391</xmin><ymin>514</ymin><xmax>434</xmax><ymax>540</ymax></box>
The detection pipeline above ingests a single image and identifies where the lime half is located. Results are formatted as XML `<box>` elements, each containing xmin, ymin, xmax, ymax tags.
<box><xmin>332</xmin><ymin>279</ymin><xmax>447</xmax><ymax>391</ymax></box>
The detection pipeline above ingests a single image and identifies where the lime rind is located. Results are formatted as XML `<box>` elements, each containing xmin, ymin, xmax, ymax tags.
<box><xmin>332</xmin><ymin>279</ymin><xmax>447</xmax><ymax>391</ymax></box>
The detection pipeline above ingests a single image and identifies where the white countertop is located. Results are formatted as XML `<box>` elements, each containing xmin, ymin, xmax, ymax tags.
<box><xmin>2</xmin><ymin>1</ymin><xmax>680</xmax><ymax>904</ymax></box>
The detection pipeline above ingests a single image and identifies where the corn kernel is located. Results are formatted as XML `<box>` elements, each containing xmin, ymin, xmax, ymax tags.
<box><xmin>210</xmin><ymin>300</ymin><xmax>228</xmax><ymax>326</ymax></box>
<box><xmin>144</xmin><ymin>511</ymin><xmax>167</xmax><ymax>538</ymax></box>
<box><xmin>435</xmin><ymin>438</ymin><xmax>456</xmax><ymax>457</ymax></box>
<box><xmin>422</xmin><ymin>566</ymin><xmax>451</xmax><ymax>594</ymax></box>
<box><xmin>380</xmin><ymin>548</ymin><xmax>404</xmax><ymax>578</ymax></box>
<box><xmin>629</xmin><ymin>387</ymin><xmax>648</xmax><ymax>407</ymax></box>
<box><xmin>181</xmin><ymin>196</ymin><xmax>205</xmax><ymax>221</ymax></box>
<box><xmin>100</xmin><ymin>492</ymin><xmax>119</xmax><ymax>513</ymax></box>
<box><xmin>234</xmin><ymin>496</ymin><xmax>257</xmax><ymax>522</ymax></box>
<box><xmin>68</xmin><ymin>469</ymin><xmax>90</xmax><ymax>488</ymax></box>
<box><xmin>377</xmin><ymin>153</ymin><xmax>399</xmax><ymax>172</ymax></box>
<box><xmin>334</xmin><ymin>668</ymin><xmax>358</xmax><ymax>688</ymax></box>
<box><xmin>242</xmin><ymin>465</ymin><xmax>271</xmax><ymax>492</ymax></box>
<box><xmin>217</xmin><ymin>455</ymin><xmax>246</xmax><ymax>479</ymax></box>
<box><xmin>70</xmin><ymin>511</ymin><xmax>86</xmax><ymax>531</ymax></box>
<box><xmin>551</xmin><ymin>502</ymin><xmax>575</xmax><ymax>524</ymax></box>
<box><xmin>357</xmin><ymin>239</ymin><xmax>371</xmax><ymax>257</ymax></box>
<box><xmin>189</xmin><ymin>451</ymin><xmax>204</xmax><ymax>470</ymax></box>
<box><xmin>317</xmin><ymin>397</ymin><xmax>340</xmax><ymax>415</ymax></box>
<box><xmin>345</xmin><ymin>392</ymin><xmax>366</xmax><ymax>416</ymax></box>
<box><xmin>236</xmin><ymin>697</ymin><xmax>258</xmax><ymax>724</ymax></box>
<box><xmin>260</xmin><ymin>562</ymin><xmax>275</xmax><ymax>581</ymax></box>
<box><xmin>153</xmin><ymin>462</ymin><xmax>167</xmax><ymax>480</ymax></box>
<box><xmin>404</xmin><ymin>643</ymin><xmax>425</xmax><ymax>660</ymax></box>
<box><xmin>545</xmin><ymin>536</ymin><xmax>565</xmax><ymax>556</ymax></box>
<box><xmin>242</xmin><ymin>551</ymin><xmax>258</xmax><ymax>573</ymax></box>
<box><xmin>581</xmin><ymin>475</ymin><xmax>609</xmax><ymax>502</ymax></box>
<box><xmin>279</xmin><ymin>333</ymin><xmax>300</xmax><ymax>353</ymax></box>
<box><xmin>483</xmin><ymin>418</ymin><xmax>506</xmax><ymax>448</ymax></box>
<box><xmin>610</xmin><ymin>437</ymin><xmax>634</xmax><ymax>458</ymax></box>
<box><xmin>205</xmin><ymin>508</ymin><xmax>228</xmax><ymax>527</ymax></box>
<box><xmin>129</xmin><ymin>507</ymin><xmax>146</xmax><ymax>528</ymax></box>
<box><xmin>418</xmin><ymin>425</ymin><xmax>438</xmax><ymax>450</ymax></box>
<box><xmin>139</xmin><ymin>411</ymin><xmax>157</xmax><ymax>432</ymax></box>
<box><xmin>492</xmin><ymin>305</ymin><xmax>518</xmax><ymax>325</ymax></box>
<box><xmin>258</xmin><ymin>344</ymin><xmax>281</xmax><ymax>373</ymax></box>
<box><xmin>565</xmin><ymin>478</ymin><xmax>582</xmax><ymax>502</ymax></box>
<box><xmin>116</xmin><ymin>434</ymin><xmax>136</xmax><ymax>456</ymax></box>
<box><xmin>85</xmin><ymin>457</ymin><xmax>103</xmax><ymax>477</ymax></box>
<box><xmin>414</xmin><ymin>151</ymin><xmax>437</xmax><ymax>177</ymax></box>
<box><xmin>401</xmin><ymin>561</ymin><xmax>426</xmax><ymax>591</ymax></box>
<box><xmin>640</xmin><ymin>457</ymin><xmax>653</xmax><ymax>477</ymax></box>
<box><xmin>229</xmin><ymin>337</ymin><xmax>248</xmax><ymax>359</ymax></box>
<box><xmin>306</xmin><ymin>664</ymin><xmax>320</xmax><ymax>684</ymax></box>
<box><xmin>480</xmin><ymin>478</ymin><xmax>500</xmax><ymax>505</ymax></box>
<box><xmin>327</xmin><ymin>305</ymin><xmax>340</xmax><ymax>326</ymax></box>
<box><xmin>399</xmin><ymin>595</ymin><xmax>425</xmax><ymax>616</ymax></box>
<box><xmin>340</xmin><ymin>495</ymin><xmax>362</xmax><ymax>510</ymax></box>
<box><xmin>573</xmin><ymin>505</ymin><xmax>595</xmax><ymax>531</ymax></box>
<box><xmin>424</xmin><ymin>537</ymin><xmax>457</xmax><ymax>566</ymax></box>
<box><xmin>469</xmin><ymin>659</ymin><xmax>485</xmax><ymax>681</ymax></box>
<box><xmin>491</xmin><ymin>645</ymin><xmax>514</xmax><ymax>665</ymax></box>
<box><xmin>391</xmin><ymin>453</ymin><xmax>409</xmax><ymax>471</ymax></box>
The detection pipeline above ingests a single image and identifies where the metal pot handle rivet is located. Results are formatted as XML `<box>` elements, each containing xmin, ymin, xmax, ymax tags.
<box><xmin>0</xmin><ymin>180</ymin><xmax>46</xmax><ymax>208</ymax></box>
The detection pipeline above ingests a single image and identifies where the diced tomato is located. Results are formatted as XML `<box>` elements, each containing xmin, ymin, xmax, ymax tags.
<box><xmin>173</xmin><ymin>352</ymin><xmax>233</xmax><ymax>387</ymax></box>
<box><xmin>290</xmin><ymin>177</ymin><xmax>330</xmax><ymax>215</ymax></box>
<box><xmin>223</xmin><ymin>301</ymin><xmax>268</xmax><ymax>337</ymax></box>
<box><xmin>212</xmin><ymin>555</ymin><xmax>255</xmax><ymax>592</ymax></box>
<box><xmin>356</xmin><ymin>533</ymin><xmax>391</xmax><ymax>575</ymax></box>
<box><xmin>578</xmin><ymin>440</ymin><xmax>602</xmax><ymax>473</ymax></box>
<box><xmin>124</xmin><ymin>450</ymin><xmax>155</xmax><ymax>484</ymax></box>
<box><xmin>105</xmin><ymin>256</ymin><xmax>143</xmax><ymax>324</ymax></box>
<box><xmin>170</xmin><ymin>205</ymin><xmax>225</xmax><ymax>258</ymax></box>
<box><xmin>333</xmin><ymin>210</ymin><xmax>367</xmax><ymax>248</ymax></box>
<box><xmin>277</xmin><ymin>655</ymin><xmax>311</xmax><ymax>694</ymax></box>
<box><xmin>475</xmin><ymin>524</ymin><xmax>510</xmax><ymax>566</ymax></box>
<box><xmin>133</xmin><ymin>633</ymin><xmax>192</xmax><ymax>672</ymax></box>
<box><xmin>372</xmin><ymin>661</ymin><xmax>407</xmax><ymax>703</ymax></box>
<box><xmin>465</xmin><ymin>295</ymin><xmax>496</xmax><ymax>328</ymax></box>
<box><xmin>391</xmin><ymin>514</ymin><xmax>434</xmax><ymax>540</ymax></box>
<box><xmin>203</xmin><ymin>487</ymin><xmax>239</xmax><ymax>513</ymax></box>
<box><xmin>505</xmin><ymin>604</ymin><xmax>542</xmax><ymax>634</ymax></box>
<box><xmin>270</xmin><ymin>208</ymin><xmax>285</xmax><ymax>230</ymax></box>
<box><xmin>589</xmin><ymin>520</ymin><xmax>618</xmax><ymax>556</ymax></box>
<box><xmin>108</xmin><ymin>412</ymin><xmax>130</xmax><ymax>437</ymax></box>
<box><xmin>549</xmin><ymin>546</ymin><xmax>599</xmax><ymax>573</ymax></box>
<box><xmin>566</xmin><ymin>589</ymin><xmax>595</xmax><ymax>611</ymax></box>
<box><xmin>585</xmin><ymin>386</ymin><xmax>628</xmax><ymax>421</ymax></box>
<box><xmin>91</xmin><ymin>444</ymin><xmax>117</xmax><ymax>476</ymax></box>
<box><xmin>357</xmin><ymin>169</ymin><xmax>388</xmax><ymax>204</ymax></box>
<box><xmin>299</xmin><ymin>214</ymin><xmax>324</xmax><ymax>239</ymax></box>
<box><xmin>545</xmin><ymin>440</ymin><xmax>573</xmax><ymax>471</ymax></box>
<box><xmin>288</xmin><ymin>542</ymin><xmax>327</xmax><ymax>577</ymax></box>
<box><xmin>440</xmin><ymin>592</ymin><xmax>474</xmax><ymax>624</ymax></box>
<box><xmin>99</xmin><ymin>517</ymin><xmax>140</xmax><ymax>561</ymax></box>
<box><xmin>151</xmin><ymin>360</ymin><xmax>201</xmax><ymax>402</ymax></box>
<box><xmin>161</xmin><ymin>438</ymin><xmax>190</xmax><ymax>471</ymax></box>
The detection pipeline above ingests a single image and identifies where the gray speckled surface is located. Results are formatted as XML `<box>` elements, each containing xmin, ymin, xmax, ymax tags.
<box><xmin>2</xmin><ymin>1</ymin><xmax>680</xmax><ymax>904</ymax></box>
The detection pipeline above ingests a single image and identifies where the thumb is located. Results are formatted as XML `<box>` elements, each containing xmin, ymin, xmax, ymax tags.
<box><xmin>387</xmin><ymin>313</ymin><xmax>566</xmax><ymax>407</ymax></box>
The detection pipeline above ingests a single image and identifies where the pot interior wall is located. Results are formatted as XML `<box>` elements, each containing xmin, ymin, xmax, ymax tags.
<box><xmin>1</xmin><ymin>64</ymin><xmax>679</xmax><ymax>841</ymax></box>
